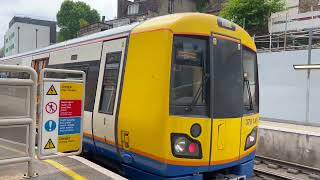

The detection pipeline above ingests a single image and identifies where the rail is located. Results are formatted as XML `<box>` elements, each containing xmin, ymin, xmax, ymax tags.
<box><xmin>254</xmin><ymin>155</ymin><xmax>320</xmax><ymax>180</ymax></box>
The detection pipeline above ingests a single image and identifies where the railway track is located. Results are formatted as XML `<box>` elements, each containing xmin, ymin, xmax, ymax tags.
<box><xmin>254</xmin><ymin>155</ymin><xmax>320</xmax><ymax>180</ymax></box>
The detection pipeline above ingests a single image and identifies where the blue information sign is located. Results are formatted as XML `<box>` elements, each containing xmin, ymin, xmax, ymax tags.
<box><xmin>45</xmin><ymin>120</ymin><xmax>57</xmax><ymax>132</ymax></box>
<box><xmin>58</xmin><ymin>117</ymin><xmax>81</xmax><ymax>135</ymax></box>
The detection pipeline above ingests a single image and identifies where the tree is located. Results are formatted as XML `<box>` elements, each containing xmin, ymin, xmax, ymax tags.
<box><xmin>57</xmin><ymin>0</ymin><xmax>100</xmax><ymax>41</ymax></box>
<box><xmin>220</xmin><ymin>0</ymin><xmax>285</xmax><ymax>35</ymax></box>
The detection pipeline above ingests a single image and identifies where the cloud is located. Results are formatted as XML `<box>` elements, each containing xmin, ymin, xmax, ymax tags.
<box><xmin>0</xmin><ymin>0</ymin><xmax>117</xmax><ymax>47</ymax></box>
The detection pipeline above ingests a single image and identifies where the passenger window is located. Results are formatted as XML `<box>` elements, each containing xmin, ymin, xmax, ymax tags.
<box><xmin>243</xmin><ymin>48</ymin><xmax>259</xmax><ymax>114</ymax></box>
<box><xmin>99</xmin><ymin>52</ymin><xmax>122</xmax><ymax>115</ymax></box>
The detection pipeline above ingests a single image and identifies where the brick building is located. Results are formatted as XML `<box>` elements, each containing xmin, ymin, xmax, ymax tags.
<box><xmin>269</xmin><ymin>0</ymin><xmax>320</xmax><ymax>33</ymax></box>
<box><xmin>79</xmin><ymin>0</ymin><xmax>226</xmax><ymax>37</ymax></box>
<box><xmin>117</xmin><ymin>0</ymin><xmax>198</xmax><ymax>22</ymax></box>
<box><xmin>299</xmin><ymin>0</ymin><xmax>320</xmax><ymax>13</ymax></box>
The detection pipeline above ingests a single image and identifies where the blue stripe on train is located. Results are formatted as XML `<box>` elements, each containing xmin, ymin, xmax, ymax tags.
<box><xmin>83</xmin><ymin>136</ymin><xmax>256</xmax><ymax>177</ymax></box>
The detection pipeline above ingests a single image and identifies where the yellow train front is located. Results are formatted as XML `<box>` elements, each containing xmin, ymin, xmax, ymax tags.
<box><xmin>106</xmin><ymin>13</ymin><xmax>260</xmax><ymax>179</ymax></box>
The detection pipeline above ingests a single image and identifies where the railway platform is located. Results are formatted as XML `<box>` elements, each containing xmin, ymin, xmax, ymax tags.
<box><xmin>0</xmin><ymin>155</ymin><xmax>126</xmax><ymax>180</ymax></box>
<box><xmin>257</xmin><ymin>118</ymin><xmax>320</xmax><ymax>169</ymax></box>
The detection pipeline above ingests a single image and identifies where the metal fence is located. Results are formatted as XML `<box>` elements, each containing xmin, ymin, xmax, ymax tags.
<box><xmin>0</xmin><ymin>65</ymin><xmax>37</xmax><ymax>178</ymax></box>
<box><xmin>254</xmin><ymin>29</ymin><xmax>320</xmax><ymax>52</ymax></box>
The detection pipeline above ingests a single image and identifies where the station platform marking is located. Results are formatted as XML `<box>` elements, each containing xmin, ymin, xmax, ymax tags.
<box><xmin>45</xmin><ymin>159</ymin><xmax>86</xmax><ymax>180</ymax></box>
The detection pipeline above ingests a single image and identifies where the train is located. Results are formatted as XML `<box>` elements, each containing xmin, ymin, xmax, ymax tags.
<box><xmin>0</xmin><ymin>13</ymin><xmax>259</xmax><ymax>180</ymax></box>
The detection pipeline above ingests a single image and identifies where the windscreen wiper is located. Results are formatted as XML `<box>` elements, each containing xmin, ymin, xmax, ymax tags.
<box><xmin>244</xmin><ymin>77</ymin><xmax>254</xmax><ymax>110</ymax></box>
<box><xmin>185</xmin><ymin>74</ymin><xmax>209</xmax><ymax>112</ymax></box>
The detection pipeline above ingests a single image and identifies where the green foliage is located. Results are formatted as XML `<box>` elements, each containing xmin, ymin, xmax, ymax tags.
<box><xmin>79</xmin><ymin>18</ymin><xmax>89</xmax><ymax>28</ymax></box>
<box><xmin>57</xmin><ymin>0</ymin><xmax>100</xmax><ymax>41</ymax></box>
<box><xmin>220</xmin><ymin>0</ymin><xmax>285</xmax><ymax>35</ymax></box>
<box><xmin>195</xmin><ymin>0</ymin><xmax>209</xmax><ymax>12</ymax></box>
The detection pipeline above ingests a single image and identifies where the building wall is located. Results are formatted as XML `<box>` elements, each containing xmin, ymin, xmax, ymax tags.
<box><xmin>269</xmin><ymin>0</ymin><xmax>320</xmax><ymax>33</ymax></box>
<box><xmin>206</xmin><ymin>0</ymin><xmax>225</xmax><ymax>15</ymax></box>
<box><xmin>4</xmin><ymin>25</ymin><xmax>17</xmax><ymax>56</ymax></box>
<box><xmin>299</xmin><ymin>0</ymin><xmax>320</xmax><ymax>13</ymax></box>
<box><xmin>4</xmin><ymin>23</ymin><xmax>50</xmax><ymax>56</ymax></box>
<box><xmin>172</xmin><ymin>0</ymin><xmax>197</xmax><ymax>13</ymax></box>
<box><xmin>118</xmin><ymin>0</ymin><xmax>197</xmax><ymax>20</ymax></box>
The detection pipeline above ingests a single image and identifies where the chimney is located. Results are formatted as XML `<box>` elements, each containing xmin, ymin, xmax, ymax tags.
<box><xmin>102</xmin><ymin>16</ymin><xmax>106</xmax><ymax>22</ymax></box>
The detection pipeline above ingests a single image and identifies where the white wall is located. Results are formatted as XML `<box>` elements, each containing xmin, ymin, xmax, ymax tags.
<box><xmin>4</xmin><ymin>22</ymin><xmax>51</xmax><ymax>57</ymax></box>
<box><xmin>258</xmin><ymin>49</ymin><xmax>320</xmax><ymax>124</ymax></box>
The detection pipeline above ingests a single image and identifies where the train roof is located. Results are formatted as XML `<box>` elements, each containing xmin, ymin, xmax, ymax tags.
<box><xmin>0</xmin><ymin>22</ymin><xmax>139</xmax><ymax>62</ymax></box>
<box><xmin>133</xmin><ymin>13</ymin><xmax>256</xmax><ymax>51</ymax></box>
<box><xmin>0</xmin><ymin>13</ymin><xmax>256</xmax><ymax>62</ymax></box>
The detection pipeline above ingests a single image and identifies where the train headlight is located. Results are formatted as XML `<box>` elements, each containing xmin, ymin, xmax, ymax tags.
<box><xmin>245</xmin><ymin>127</ymin><xmax>258</xmax><ymax>150</ymax></box>
<box><xmin>171</xmin><ymin>134</ymin><xmax>202</xmax><ymax>159</ymax></box>
<box><xmin>174</xmin><ymin>137</ymin><xmax>187</xmax><ymax>153</ymax></box>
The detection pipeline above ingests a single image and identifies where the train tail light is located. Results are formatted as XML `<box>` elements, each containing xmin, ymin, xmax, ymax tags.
<box><xmin>171</xmin><ymin>134</ymin><xmax>202</xmax><ymax>159</ymax></box>
<box><xmin>244</xmin><ymin>127</ymin><xmax>258</xmax><ymax>150</ymax></box>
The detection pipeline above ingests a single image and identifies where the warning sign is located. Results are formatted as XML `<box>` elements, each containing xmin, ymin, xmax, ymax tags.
<box><xmin>47</xmin><ymin>85</ymin><xmax>58</xmax><ymax>95</ymax></box>
<box><xmin>39</xmin><ymin>69</ymin><xmax>85</xmax><ymax>159</ymax></box>
<box><xmin>44</xmin><ymin>139</ymin><xmax>55</xmax><ymax>149</ymax></box>
<box><xmin>45</xmin><ymin>102</ymin><xmax>58</xmax><ymax>114</ymax></box>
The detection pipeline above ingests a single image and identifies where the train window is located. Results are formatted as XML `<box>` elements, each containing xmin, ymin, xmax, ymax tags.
<box><xmin>212</xmin><ymin>37</ymin><xmax>243</xmax><ymax>118</ymax></box>
<box><xmin>170</xmin><ymin>36</ymin><xmax>210</xmax><ymax>116</ymax></box>
<box><xmin>243</xmin><ymin>48</ymin><xmax>259</xmax><ymax>114</ymax></box>
<box><xmin>99</xmin><ymin>52</ymin><xmax>122</xmax><ymax>115</ymax></box>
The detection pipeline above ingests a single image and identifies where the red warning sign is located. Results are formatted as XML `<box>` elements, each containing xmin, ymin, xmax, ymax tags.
<box><xmin>45</xmin><ymin>102</ymin><xmax>58</xmax><ymax>114</ymax></box>
<box><xmin>59</xmin><ymin>100</ymin><xmax>82</xmax><ymax>117</ymax></box>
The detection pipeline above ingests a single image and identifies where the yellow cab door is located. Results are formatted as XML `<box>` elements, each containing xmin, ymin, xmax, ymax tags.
<box><xmin>210</xmin><ymin>34</ymin><xmax>243</xmax><ymax>166</ymax></box>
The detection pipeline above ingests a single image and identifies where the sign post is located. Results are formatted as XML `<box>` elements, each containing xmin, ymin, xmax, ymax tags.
<box><xmin>38</xmin><ymin>68</ymin><xmax>85</xmax><ymax>159</ymax></box>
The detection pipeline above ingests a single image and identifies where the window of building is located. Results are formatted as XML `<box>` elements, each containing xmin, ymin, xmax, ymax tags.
<box><xmin>99</xmin><ymin>52</ymin><xmax>122</xmax><ymax>115</ymax></box>
<box><xmin>127</xmin><ymin>3</ymin><xmax>139</xmax><ymax>15</ymax></box>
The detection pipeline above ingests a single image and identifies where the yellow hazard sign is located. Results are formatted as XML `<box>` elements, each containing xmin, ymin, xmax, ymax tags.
<box><xmin>47</xmin><ymin>85</ymin><xmax>58</xmax><ymax>95</ymax></box>
<box><xmin>44</xmin><ymin>139</ymin><xmax>56</xmax><ymax>149</ymax></box>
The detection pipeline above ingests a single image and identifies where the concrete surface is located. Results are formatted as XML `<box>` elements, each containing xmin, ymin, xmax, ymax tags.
<box><xmin>0</xmin><ymin>156</ymin><xmax>126</xmax><ymax>180</ymax></box>
<box><xmin>258</xmin><ymin>119</ymin><xmax>320</xmax><ymax>168</ymax></box>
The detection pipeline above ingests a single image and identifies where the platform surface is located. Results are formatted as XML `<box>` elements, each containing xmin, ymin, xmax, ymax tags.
<box><xmin>260</xmin><ymin>118</ymin><xmax>320</xmax><ymax>136</ymax></box>
<box><xmin>0</xmin><ymin>155</ymin><xmax>127</xmax><ymax>180</ymax></box>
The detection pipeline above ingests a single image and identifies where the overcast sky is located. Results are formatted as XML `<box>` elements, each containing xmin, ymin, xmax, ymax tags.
<box><xmin>0</xmin><ymin>0</ymin><xmax>118</xmax><ymax>47</ymax></box>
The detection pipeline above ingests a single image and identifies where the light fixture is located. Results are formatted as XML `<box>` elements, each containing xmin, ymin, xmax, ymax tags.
<box><xmin>293</xmin><ymin>64</ymin><xmax>320</xmax><ymax>70</ymax></box>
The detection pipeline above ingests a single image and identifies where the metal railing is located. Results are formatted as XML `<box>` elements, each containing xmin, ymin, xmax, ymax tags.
<box><xmin>0</xmin><ymin>65</ymin><xmax>37</xmax><ymax>178</ymax></box>
<box><xmin>254</xmin><ymin>29</ymin><xmax>320</xmax><ymax>52</ymax></box>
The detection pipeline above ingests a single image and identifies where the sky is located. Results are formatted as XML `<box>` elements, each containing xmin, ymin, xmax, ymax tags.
<box><xmin>0</xmin><ymin>0</ymin><xmax>118</xmax><ymax>47</ymax></box>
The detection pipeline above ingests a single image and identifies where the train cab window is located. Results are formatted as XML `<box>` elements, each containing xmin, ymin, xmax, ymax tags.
<box><xmin>243</xmin><ymin>48</ymin><xmax>259</xmax><ymax>114</ymax></box>
<box><xmin>99</xmin><ymin>52</ymin><xmax>122</xmax><ymax>115</ymax></box>
<box><xmin>212</xmin><ymin>37</ymin><xmax>243</xmax><ymax>118</ymax></box>
<box><xmin>170</xmin><ymin>36</ymin><xmax>210</xmax><ymax>116</ymax></box>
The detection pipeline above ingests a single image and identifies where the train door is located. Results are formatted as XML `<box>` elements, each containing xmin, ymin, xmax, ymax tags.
<box><xmin>210</xmin><ymin>34</ymin><xmax>243</xmax><ymax>166</ymax></box>
<box><xmin>92</xmin><ymin>38</ymin><xmax>127</xmax><ymax>157</ymax></box>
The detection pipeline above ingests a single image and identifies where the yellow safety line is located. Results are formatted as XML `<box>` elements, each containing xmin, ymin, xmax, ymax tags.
<box><xmin>45</xmin><ymin>159</ymin><xmax>86</xmax><ymax>180</ymax></box>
